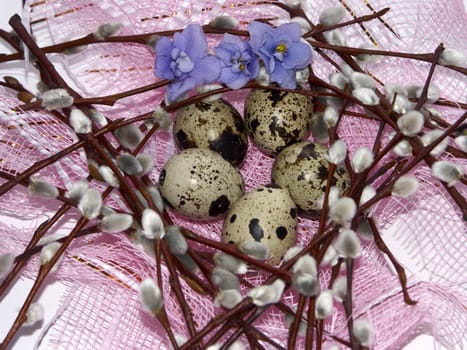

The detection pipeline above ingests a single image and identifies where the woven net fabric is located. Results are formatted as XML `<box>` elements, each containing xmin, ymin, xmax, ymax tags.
<box><xmin>0</xmin><ymin>0</ymin><xmax>466</xmax><ymax>349</ymax></box>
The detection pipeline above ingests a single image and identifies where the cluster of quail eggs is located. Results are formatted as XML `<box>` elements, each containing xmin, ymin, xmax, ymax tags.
<box><xmin>158</xmin><ymin>89</ymin><xmax>350</xmax><ymax>265</ymax></box>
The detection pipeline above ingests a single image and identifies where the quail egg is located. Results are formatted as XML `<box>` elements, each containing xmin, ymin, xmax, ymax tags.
<box><xmin>244</xmin><ymin>89</ymin><xmax>313</xmax><ymax>154</ymax></box>
<box><xmin>173</xmin><ymin>99</ymin><xmax>248</xmax><ymax>166</ymax></box>
<box><xmin>272</xmin><ymin>141</ymin><xmax>350</xmax><ymax>216</ymax></box>
<box><xmin>222</xmin><ymin>185</ymin><xmax>297</xmax><ymax>265</ymax></box>
<box><xmin>159</xmin><ymin>148</ymin><xmax>244</xmax><ymax>219</ymax></box>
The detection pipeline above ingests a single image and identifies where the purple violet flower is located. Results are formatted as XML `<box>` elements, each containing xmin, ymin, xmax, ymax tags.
<box><xmin>155</xmin><ymin>24</ymin><xmax>221</xmax><ymax>102</ymax></box>
<box><xmin>215</xmin><ymin>34</ymin><xmax>259</xmax><ymax>89</ymax></box>
<box><xmin>248</xmin><ymin>21</ymin><xmax>312</xmax><ymax>89</ymax></box>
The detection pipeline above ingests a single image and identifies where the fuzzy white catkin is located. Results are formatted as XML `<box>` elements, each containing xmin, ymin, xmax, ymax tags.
<box><xmin>98</xmin><ymin>165</ymin><xmax>120</xmax><ymax>187</ymax></box>
<box><xmin>353</xmin><ymin>319</ymin><xmax>374</xmax><ymax>347</ymax></box>
<box><xmin>248</xmin><ymin>280</ymin><xmax>285</xmax><ymax>306</ymax></box>
<box><xmin>139</xmin><ymin>278</ymin><xmax>163</xmax><ymax>315</ymax></box>
<box><xmin>239</xmin><ymin>241</ymin><xmax>269</xmax><ymax>261</ymax></box>
<box><xmin>358</xmin><ymin>218</ymin><xmax>374</xmax><ymax>241</ymax></box>
<box><xmin>352</xmin><ymin>87</ymin><xmax>379</xmax><ymax>105</ymax></box>
<box><xmin>37</xmin><ymin>233</ymin><xmax>68</xmax><ymax>246</ymax></box>
<box><xmin>89</xmin><ymin>109</ymin><xmax>107</xmax><ymax>127</ymax></box>
<box><xmin>293</xmin><ymin>254</ymin><xmax>317</xmax><ymax>276</ymax></box>
<box><xmin>350</xmin><ymin>72</ymin><xmax>376</xmax><ymax>90</ymax></box>
<box><xmin>416</xmin><ymin>84</ymin><xmax>440</xmax><ymax>103</ymax></box>
<box><xmin>70</xmin><ymin>109</ymin><xmax>92</xmax><ymax>134</ymax></box>
<box><xmin>351</xmin><ymin>147</ymin><xmax>374</xmax><ymax>173</ymax></box>
<box><xmin>141</xmin><ymin>208</ymin><xmax>165</xmax><ymax>239</ymax></box>
<box><xmin>332</xmin><ymin>276</ymin><xmax>347</xmax><ymax>301</ymax></box>
<box><xmin>164</xmin><ymin>225</ymin><xmax>188</xmax><ymax>256</ymax></box>
<box><xmin>78</xmin><ymin>188</ymin><xmax>103</xmax><ymax>220</ymax></box>
<box><xmin>114</xmin><ymin>124</ymin><xmax>143</xmax><ymax>150</ymax></box>
<box><xmin>329</xmin><ymin>72</ymin><xmax>348</xmax><ymax>90</ymax></box>
<box><xmin>100</xmin><ymin>213</ymin><xmax>133</xmax><ymax>233</ymax></box>
<box><xmin>28</xmin><ymin>178</ymin><xmax>59</xmax><ymax>198</ymax></box>
<box><xmin>392</xmin><ymin>175</ymin><xmax>419</xmax><ymax>198</ymax></box>
<box><xmin>256</xmin><ymin>66</ymin><xmax>270</xmax><ymax>86</ymax></box>
<box><xmin>208</xmin><ymin>15</ymin><xmax>239</xmax><ymax>30</ymax></box>
<box><xmin>65</xmin><ymin>179</ymin><xmax>89</xmax><ymax>200</ymax></box>
<box><xmin>421</xmin><ymin>129</ymin><xmax>448</xmax><ymax>156</ymax></box>
<box><xmin>315</xmin><ymin>290</ymin><xmax>334</xmax><ymax>319</ymax></box>
<box><xmin>323</xmin><ymin>106</ymin><xmax>340</xmax><ymax>128</ymax></box>
<box><xmin>197</xmin><ymin>83</ymin><xmax>223</xmax><ymax>102</ymax></box>
<box><xmin>431</xmin><ymin>160</ymin><xmax>464</xmax><ymax>186</ymax></box>
<box><xmin>317</xmin><ymin>186</ymin><xmax>340</xmax><ymax>210</ymax></box>
<box><xmin>439</xmin><ymin>48</ymin><xmax>466</xmax><ymax>66</ymax></box>
<box><xmin>147</xmin><ymin>186</ymin><xmax>165</xmax><ymax>212</ymax></box>
<box><xmin>214</xmin><ymin>289</ymin><xmax>243</xmax><ymax>309</ymax></box>
<box><xmin>136</xmin><ymin>154</ymin><xmax>154</xmax><ymax>176</ymax></box>
<box><xmin>94</xmin><ymin>22</ymin><xmax>123</xmax><ymax>40</ymax></box>
<box><xmin>321</xmin><ymin>245</ymin><xmax>338</xmax><ymax>267</ymax></box>
<box><xmin>360</xmin><ymin>185</ymin><xmax>376</xmax><ymax>206</ymax></box>
<box><xmin>393</xmin><ymin>139</ymin><xmax>413</xmax><ymax>157</ymax></box>
<box><xmin>41</xmin><ymin>88</ymin><xmax>74</xmax><ymax>110</ymax></box>
<box><xmin>0</xmin><ymin>253</ymin><xmax>14</xmax><ymax>278</ymax></box>
<box><xmin>334</xmin><ymin>228</ymin><xmax>361</xmax><ymax>258</ymax></box>
<box><xmin>329</xmin><ymin>197</ymin><xmax>357</xmax><ymax>225</ymax></box>
<box><xmin>283</xmin><ymin>245</ymin><xmax>303</xmax><ymax>262</ymax></box>
<box><xmin>291</xmin><ymin>16</ymin><xmax>311</xmax><ymax>34</ymax></box>
<box><xmin>151</xmin><ymin>107</ymin><xmax>171</xmax><ymax>131</ymax></box>
<box><xmin>212</xmin><ymin>268</ymin><xmax>240</xmax><ymax>291</ymax></box>
<box><xmin>455</xmin><ymin>135</ymin><xmax>467</xmax><ymax>152</ymax></box>
<box><xmin>40</xmin><ymin>241</ymin><xmax>61</xmax><ymax>265</ymax></box>
<box><xmin>328</xmin><ymin>139</ymin><xmax>347</xmax><ymax>164</ymax></box>
<box><xmin>117</xmin><ymin>154</ymin><xmax>143</xmax><ymax>175</ymax></box>
<box><xmin>319</xmin><ymin>5</ymin><xmax>345</xmax><ymax>26</ymax></box>
<box><xmin>397</xmin><ymin>111</ymin><xmax>424</xmax><ymax>136</ymax></box>
<box><xmin>25</xmin><ymin>303</ymin><xmax>44</xmax><ymax>326</ymax></box>
<box><xmin>213</xmin><ymin>252</ymin><xmax>247</xmax><ymax>274</ymax></box>
<box><xmin>323</xmin><ymin>29</ymin><xmax>346</xmax><ymax>46</ymax></box>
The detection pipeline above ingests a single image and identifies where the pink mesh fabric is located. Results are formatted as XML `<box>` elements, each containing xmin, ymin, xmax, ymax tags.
<box><xmin>0</xmin><ymin>0</ymin><xmax>466</xmax><ymax>349</ymax></box>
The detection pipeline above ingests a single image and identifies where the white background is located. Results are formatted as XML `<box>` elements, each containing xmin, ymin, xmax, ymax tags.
<box><xmin>0</xmin><ymin>1</ymin><xmax>464</xmax><ymax>349</ymax></box>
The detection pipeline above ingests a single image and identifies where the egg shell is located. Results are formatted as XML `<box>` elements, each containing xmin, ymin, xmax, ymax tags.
<box><xmin>272</xmin><ymin>141</ymin><xmax>350</xmax><ymax>216</ymax></box>
<box><xmin>222</xmin><ymin>185</ymin><xmax>298</xmax><ymax>265</ymax></box>
<box><xmin>244</xmin><ymin>89</ymin><xmax>313</xmax><ymax>154</ymax></box>
<box><xmin>173</xmin><ymin>99</ymin><xmax>248</xmax><ymax>166</ymax></box>
<box><xmin>159</xmin><ymin>148</ymin><xmax>244</xmax><ymax>220</ymax></box>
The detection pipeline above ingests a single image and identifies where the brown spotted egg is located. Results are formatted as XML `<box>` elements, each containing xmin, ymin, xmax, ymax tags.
<box><xmin>173</xmin><ymin>99</ymin><xmax>248</xmax><ymax>166</ymax></box>
<box><xmin>244</xmin><ymin>89</ymin><xmax>313</xmax><ymax>154</ymax></box>
<box><xmin>159</xmin><ymin>148</ymin><xmax>244</xmax><ymax>220</ymax></box>
<box><xmin>272</xmin><ymin>141</ymin><xmax>350</xmax><ymax>216</ymax></box>
<box><xmin>222</xmin><ymin>185</ymin><xmax>297</xmax><ymax>265</ymax></box>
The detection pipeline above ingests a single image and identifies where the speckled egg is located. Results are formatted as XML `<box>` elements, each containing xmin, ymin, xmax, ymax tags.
<box><xmin>244</xmin><ymin>89</ymin><xmax>313</xmax><ymax>154</ymax></box>
<box><xmin>173</xmin><ymin>99</ymin><xmax>248</xmax><ymax>166</ymax></box>
<box><xmin>159</xmin><ymin>148</ymin><xmax>244</xmax><ymax>220</ymax></box>
<box><xmin>272</xmin><ymin>141</ymin><xmax>350</xmax><ymax>216</ymax></box>
<box><xmin>222</xmin><ymin>185</ymin><xmax>297</xmax><ymax>265</ymax></box>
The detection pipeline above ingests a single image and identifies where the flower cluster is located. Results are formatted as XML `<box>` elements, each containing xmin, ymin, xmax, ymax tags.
<box><xmin>155</xmin><ymin>22</ymin><xmax>312</xmax><ymax>101</ymax></box>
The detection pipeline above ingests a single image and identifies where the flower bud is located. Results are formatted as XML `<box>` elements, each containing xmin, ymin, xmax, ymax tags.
<box><xmin>324</xmin><ymin>29</ymin><xmax>346</xmax><ymax>46</ymax></box>
<box><xmin>455</xmin><ymin>135</ymin><xmax>467</xmax><ymax>152</ymax></box>
<box><xmin>117</xmin><ymin>154</ymin><xmax>143</xmax><ymax>175</ymax></box>
<box><xmin>114</xmin><ymin>124</ymin><xmax>143</xmax><ymax>150</ymax></box>
<box><xmin>152</xmin><ymin>107</ymin><xmax>172</xmax><ymax>131</ymax></box>
<box><xmin>293</xmin><ymin>254</ymin><xmax>317</xmax><ymax>276</ymax></box>
<box><xmin>78</xmin><ymin>188</ymin><xmax>103</xmax><ymax>219</ymax></box>
<box><xmin>0</xmin><ymin>253</ymin><xmax>14</xmax><ymax>278</ymax></box>
<box><xmin>94</xmin><ymin>22</ymin><xmax>123</xmax><ymax>40</ymax></box>
<box><xmin>317</xmin><ymin>186</ymin><xmax>340</xmax><ymax>209</ymax></box>
<box><xmin>141</xmin><ymin>208</ymin><xmax>165</xmax><ymax>239</ymax></box>
<box><xmin>212</xmin><ymin>267</ymin><xmax>240</xmax><ymax>291</ymax></box>
<box><xmin>296</xmin><ymin>67</ymin><xmax>310</xmax><ymax>84</ymax></box>
<box><xmin>28</xmin><ymin>178</ymin><xmax>59</xmax><ymax>198</ymax></box>
<box><xmin>176</xmin><ymin>253</ymin><xmax>200</xmax><ymax>274</ymax></box>
<box><xmin>209</xmin><ymin>15</ymin><xmax>239</xmax><ymax>30</ymax></box>
<box><xmin>357</xmin><ymin>218</ymin><xmax>374</xmax><ymax>241</ymax></box>
<box><xmin>352</xmin><ymin>87</ymin><xmax>379</xmax><ymax>105</ymax></box>
<box><xmin>65</xmin><ymin>179</ymin><xmax>89</xmax><ymax>200</ymax></box>
<box><xmin>139</xmin><ymin>278</ymin><xmax>163</xmax><ymax>315</ymax></box>
<box><xmin>213</xmin><ymin>252</ymin><xmax>247</xmax><ymax>274</ymax></box>
<box><xmin>360</xmin><ymin>185</ymin><xmax>376</xmax><ymax>206</ymax></box>
<box><xmin>421</xmin><ymin>129</ymin><xmax>448</xmax><ymax>156</ymax></box>
<box><xmin>40</xmin><ymin>88</ymin><xmax>74</xmax><ymax>110</ymax></box>
<box><xmin>283</xmin><ymin>245</ymin><xmax>303</xmax><ymax>262</ymax></box>
<box><xmin>331</xmin><ymin>276</ymin><xmax>347</xmax><ymax>301</ymax></box>
<box><xmin>388</xmin><ymin>131</ymin><xmax>412</xmax><ymax>156</ymax></box>
<box><xmin>392</xmin><ymin>175</ymin><xmax>419</xmax><ymax>198</ymax></box>
<box><xmin>89</xmin><ymin>109</ymin><xmax>107</xmax><ymax>127</ymax></box>
<box><xmin>329</xmin><ymin>197</ymin><xmax>357</xmax><ymax>225</ymax></box>
<box><xmin>38</xmin><ymin>233</ymin><xmax>67</xmax><ymax>246</ymax></box>
<box><xmin>328</xmin><ymin>139</ymin><xmax>347</xmax><ymax>164</ymax></box>
<box><xmin>98</xmin><ymin>165</ymin><xmax>120</xmax><ymax>187</ymax></box>
<box><xmin>70</xmin><ymin>108</ymin><xmax>92</xmax><ymax>134</ymax></box>
<box><xmin>292</xmin><ymin>271</ymin><xmax>320</xmax><ymax>296</ymax></box>
<box><xmin>136</xmin><ymin>154</ymin><xmax>154</xmax><ymax>176</ymax></box>
<box><xmin>431</xmin><ymin>160</ymin><xmax>464</xmax><ymax>186</ymax></box>
<box><xmin>164</xmin><ymin>225</ymin><xmax>188</xmax><ymax>255</ymax></box>
<box><xmin>40</xmin><ymin>241</ymin><xmax>61</xmax><ymax>265</ymax></box>
<box><xmin>329</xmin><ymin>72</ymin><xmax>349</xmax><ymax>90</ymax></box>
<box><xmin>319</xmin><ymin>5</ymin><xmax>345</xmax><ymax>26</ymax></box>
<box><xmin>416</xmin><ymin>85</ymin><xmax>440</xmax><ymax>104</ymax></box>
<box><xmin>248</xmin><ymin>279</ymin><xmax>285</xmax><ymax>306</ymax></box>
<box><xmin>397</xmin><ymin>111</ymin><xmax>424</xmax><ymax>136</ymax></box>
<box><xmin>214</xmin><ymin>289</ymin><xmax>243</xmax><ymax>309</ymax></box>
<box><xmin>353</xmin><ymin>319</ymin><xmax>374</xmax><ymax>347</ymax></box>
<box><xmin>100</xmin><ymin>213</ymin><xmax>133</xmax><ymax>233</ymax></box>
<box><xmin>323</xmin><ymin>106</ymin><xmax>340</xmax><ymax>129</ymax></box>
<box><xmin>438</xmin><ymin>48</ymin><xmax>466</xmax><ymax>67</ymax></box>
<box><xmin>256</xmin><ymin>65</ymin><xmax>270</xmax><ymax>86</ymax></box>
<box><xmin>351</xmin><ymin>147</ymin><xmax>374</xmax><ymax>173</ymax></box>
<box><xmin>25</xmin><ymin>303</ymin><xmax>44</xmax><ymax>326</ymax></box>
<box><xmin>350</xmin><ymin>72</ymin><xmax>376</xmax><ymax>90</ymax></box>
<box><xmin>321</xmin><ymin>245</ymin><xmax>338</xmax><ymax>266</ymax></box>
<box><xmin>334</xmin><ymin>228</ymin><xmax>361</xmax><ymax>258</ymax></box>
<box><xmin>238</xmin><ymin>241</ymin><xmax>268</xmax><ymax>261</ymax></box>
<box><xmin>147</xmin><ymin>186</ymin><xmax>164</xmax><ymax>212</ymax></box>
<box><xmin>315</xmin><ymin>290</ymin><xmax>334</xmax><ymax>319</ymax></box>
<box><xmin>197</xmin><ymin>83</ymin><xmax>223</xmax><ymax>102</ymax></box>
